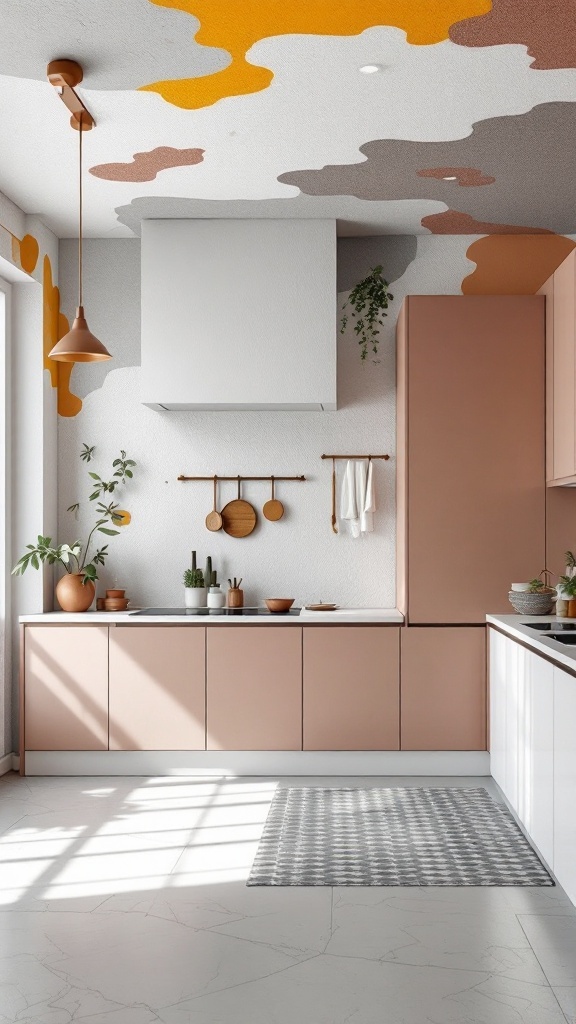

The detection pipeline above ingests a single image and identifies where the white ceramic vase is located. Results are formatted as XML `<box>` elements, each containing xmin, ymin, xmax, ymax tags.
<box><xmin>207</xmin><ymin>587</ymin><xmax>226</xmax><ymax>609</ymax></box>
<box><xmin>184</xmin><ymin>587</ymin><xmax>207</xmax><ymax>608</ymax></box>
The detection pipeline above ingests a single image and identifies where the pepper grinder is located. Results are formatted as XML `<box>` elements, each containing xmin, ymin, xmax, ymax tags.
<box><xmin>227</xmin><ymin>577</ymin><xmax>244</xmax><ymax>608</ymax></box>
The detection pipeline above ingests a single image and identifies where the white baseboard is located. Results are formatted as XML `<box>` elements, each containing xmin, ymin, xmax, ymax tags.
<box><xmin>0</xmin><ymin>753</ymin><xmax>18</xmax><ymax>776</ymax></box>
<box><xmin>23</xmin><ymin>750</ymin><xmax>490</xmax><ymax>777</ymax></box>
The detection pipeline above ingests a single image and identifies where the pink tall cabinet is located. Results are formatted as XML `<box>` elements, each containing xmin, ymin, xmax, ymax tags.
<box><xmin>397</xmin><ymin>296</ymin><xmax>546</xmax><ymax>750</ymax></box>
<box><xmin>537</xmin><ymin>252</ymin><xmax>576</xmax><ymax>575</ymax></box>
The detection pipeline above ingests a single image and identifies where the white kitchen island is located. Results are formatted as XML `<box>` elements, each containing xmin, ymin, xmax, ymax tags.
<box><xmin>487</xmin><ymin>614</ymin><xmax>576</xmax><ymax>907</ymax></box>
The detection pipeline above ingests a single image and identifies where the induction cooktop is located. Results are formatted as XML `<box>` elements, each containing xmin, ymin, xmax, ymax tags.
<box><xmin>130</xmin><ymin>607</ymin><xmax>301</xmax><ymax>616</ymax></box>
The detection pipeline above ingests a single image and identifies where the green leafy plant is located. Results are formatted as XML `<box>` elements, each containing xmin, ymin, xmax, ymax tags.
<box><xmin>528</xmin><ymin>570</ymin><xmax>555</xmax><ymax>594</ymax></box>
<box><xmin>12</xmin><ymin>445</ymin><xmax>137</xmax><ymax>585</ymax></box>
<box><xmin>87</xmin><ymin>449</ymin><xmax>136</xmax><ymax>501</ymax></box>
<box><xmin>340</xmin><ymin>264</ymin><xmax>393</xmax><ymax>361</ymax></box>
<box><xmin>566</xmin><ymin>550</ymin><xmax>576</xmax><ymax>570</ymax></box>
<box><xmin>184</xmin><ymin>568</ymin><xmax>205</xmax><ymax>588</ymax></box>
<box><xmin>558</xmin><ymin>574</ymin><xmax>576</xmax><ymax>598</ymax></box>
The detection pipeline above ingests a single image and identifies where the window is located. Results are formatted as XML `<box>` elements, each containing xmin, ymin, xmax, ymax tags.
<box><xmin>0</xmin><ymin>278</ymin><xmax>10</xmax><ymax>760</ymax></box>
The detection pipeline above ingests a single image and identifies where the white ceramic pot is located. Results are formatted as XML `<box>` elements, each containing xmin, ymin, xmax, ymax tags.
<box><xmin>184</xmin><ymin>587</ymin><xmax>207</xmax><ymax>608</ymax></box>
<box><xmin>207</xmin><ymin>587</ymin><xmax>226</xmax><ymax>609</ymax></box>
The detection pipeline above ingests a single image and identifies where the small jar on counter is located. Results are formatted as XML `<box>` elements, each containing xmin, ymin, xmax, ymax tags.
<box><xmin>227</xmin><ymin>586</ymin><xmax>244</xmax><ymax>608</ymax></box>
<box><xmin>208</xmin><ymin>585</ymin><xmax>226</xmax><ymax>609</ymax></box>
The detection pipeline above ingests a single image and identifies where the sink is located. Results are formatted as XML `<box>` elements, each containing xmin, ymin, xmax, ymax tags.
<box><xmin>522</xmin><ymin>622</ymin><xmax>576</xmax><ymax>631</ymax></box>
<box><xmin>544</xmin><ymin>634</ymin><xmax>576</xmax><ymax>645</ymax></box>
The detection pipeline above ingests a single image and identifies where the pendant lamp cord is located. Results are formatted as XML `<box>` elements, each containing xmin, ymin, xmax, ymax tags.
<box><xmin>78</xmin><ymin>111</ymin><xmax>83</xmax><ymax>308</ymax></box>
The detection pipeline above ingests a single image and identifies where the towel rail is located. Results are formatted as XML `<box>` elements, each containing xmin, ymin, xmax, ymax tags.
<box><xmin>320</xmin><ymin>454</ymin><xmax>390</xmax><ymax>460</ymax></box>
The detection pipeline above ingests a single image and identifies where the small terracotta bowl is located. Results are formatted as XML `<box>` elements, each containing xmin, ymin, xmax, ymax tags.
<box><xmin>265</xmin><ymin>598</ymin><xmax>295</xmax><ymax>613</ymax></box>
<box><xmin>106</xmin><ymin>589</ymin><xmax>125</xmax><ymax>598</ymax></box>
<box><xmin>104</xmin><ymin>598</ymin><xmax>129</xmax><ymax>611</ymax></box>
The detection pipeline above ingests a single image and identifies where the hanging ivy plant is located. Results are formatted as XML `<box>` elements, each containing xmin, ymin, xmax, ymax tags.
<box><xmin>340</xmin><ymin>264</ymin><xmax>393</xmax><ymax>361</ymax></box>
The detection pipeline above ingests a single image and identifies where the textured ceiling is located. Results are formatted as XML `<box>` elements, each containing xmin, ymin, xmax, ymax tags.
<box><xmin>0</xmin><ymin>0</ymin><xmax>575</xmax><ymax>237</ymax></box>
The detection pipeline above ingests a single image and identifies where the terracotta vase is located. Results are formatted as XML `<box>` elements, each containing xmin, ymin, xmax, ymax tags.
<box><xmin>55</xmin><ymin>573</ymin><xmax>95</xmax><ymax>612</ymax></box>
<box><xmin>568</xmin><ymin>598</ymin><xmax>576</xmax><ymax>619</ymax></box>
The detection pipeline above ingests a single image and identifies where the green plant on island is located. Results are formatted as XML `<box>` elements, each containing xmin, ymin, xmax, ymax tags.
<box><xmin>565</xmin><ymin>550</ymin><xmax>576</xmax><ymax>570</ymax></box>
<box><xmin>183</xmin><ymin>568</ymin><xmax>205</xmax><ymax>588</ymax></box>
<box><xmin>527</xmin><ymin>570</ymin><xmax>556</xmax><ymax>594</ymax></box>
<box><xmin>12</xmin><ymin>444</ymin><xmax>137</xmax><ymax>585</ymax></box>
<box><xmin>340</xmin><ymin>264</ymin><xmax>393</xmax><ymax>361</ymax></box>
<box><xmin>558</xmin><ymin>574</ymin><xmax>576</xmax><ymax>598</ymax></box>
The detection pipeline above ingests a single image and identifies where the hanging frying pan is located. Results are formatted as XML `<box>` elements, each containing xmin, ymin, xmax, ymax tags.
<box><xmin>221</xmin><ymin>477</ymin><xmax>257</xmax><ymax>538</ymax></box>
<box><xmin>263</xmin><ymin>476</ymin><xmax>284</xmax><ymax>522</ymax></box>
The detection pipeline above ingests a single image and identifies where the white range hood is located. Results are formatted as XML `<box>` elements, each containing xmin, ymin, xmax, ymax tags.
<box><xmin>141</xmin><ymin>219</ymin><xmax>337</xmax><ymax>410</ymax></box>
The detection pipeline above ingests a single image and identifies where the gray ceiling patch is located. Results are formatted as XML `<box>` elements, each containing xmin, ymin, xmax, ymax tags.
<box><xmin>114</xmin><ymin>194</ymin><xmax>446</xmax><ymax>238</ymax></box>
<box><xmin>278</xmin><ymin>102</ymin><xmax>576</xmax><ymax>234</ymax></box>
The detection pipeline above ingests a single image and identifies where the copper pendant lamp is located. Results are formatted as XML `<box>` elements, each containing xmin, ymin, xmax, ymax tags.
<box><xmin>48</xmin><ymin>67</ymin><xmax>111</xmax><ymax>363</ymax></box>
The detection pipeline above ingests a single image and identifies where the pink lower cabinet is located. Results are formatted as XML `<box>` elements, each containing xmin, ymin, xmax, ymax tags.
<box><xmin>303</xmin><ymin>627</ymin><xmax>400</xmax><ymax>750</ymax></box>
<box><xmin>400</xmin><ymin>627</ymin><xmax>486</xmax><ymax>750</ymax></box>
<box><xmin>24</xmin><ymin>625</ymin><xmax>109</xmax><ymax>750</ymax></box>
<box><xmin>207</xmin><ymin>627</ymin><xmax>302</xmax><ymax>750</ymax></box>
<box><xmin>109</xmin><ymin>626</ymin><xmax>206</xmax><ymax>750</ymax></box>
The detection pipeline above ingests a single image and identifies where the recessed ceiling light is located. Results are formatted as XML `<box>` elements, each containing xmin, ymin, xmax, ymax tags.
<box><xmin>443</xmin><ymin>176</ymin><xmax>458</xmax><ymax>181</ymax></box>
<box><xmin>359</xmin><ymin>64</ymin><xmax>382</xmax><ymax>74</ymax></box>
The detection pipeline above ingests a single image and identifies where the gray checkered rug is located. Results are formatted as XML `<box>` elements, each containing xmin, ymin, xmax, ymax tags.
<box><xmin>247</xmin><ymin>787</ymin><xmax>554</xmax><ymax>886</ymax></box>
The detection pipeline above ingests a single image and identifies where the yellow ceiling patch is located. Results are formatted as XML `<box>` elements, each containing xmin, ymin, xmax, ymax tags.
<box><xmin>142</xmin><ymin>0</ymin><xmax>491</xmax><ymax>108</ymax></box>
<box><xmin>43</xmin><ymin>255</ymin><xmax>83</xmax><ymax>417</ymax></box>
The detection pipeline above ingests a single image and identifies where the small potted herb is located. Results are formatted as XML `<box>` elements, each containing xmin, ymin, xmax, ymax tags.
<box><xmin>558</xmin><ymin>574</ymin><xmax>576</xmax><ymax>617</ymax></box>
<box><xmin>184</xmin><ymin>568</ymin><xmax>206</xmax><ymax>608</ymax></box>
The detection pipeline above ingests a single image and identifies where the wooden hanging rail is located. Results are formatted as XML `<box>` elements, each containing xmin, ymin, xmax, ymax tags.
<box><xmin>321</xmin><ymin>454</ymin><xmax>390</xmax><ymax>460</ymax></box>
<box><xmin>178</xmin><ymin>474</ymin><xmax>306</xmax><ymax>482</ymax></box>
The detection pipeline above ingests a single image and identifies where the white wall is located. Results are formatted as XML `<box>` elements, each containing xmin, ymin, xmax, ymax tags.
<box><xmin>57</xmin><ymin>234</ymin><xmax>477</xmax><ymax>609</ymax></box>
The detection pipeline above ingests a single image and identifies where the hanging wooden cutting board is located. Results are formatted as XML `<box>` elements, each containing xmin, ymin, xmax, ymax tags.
<box><xmin>221</xmin><ymin>479</ymin><xmax>257</xmax><ymax>538</ymax></box>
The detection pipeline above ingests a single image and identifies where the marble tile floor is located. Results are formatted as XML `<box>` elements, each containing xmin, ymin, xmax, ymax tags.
<box><xmin>0</xmin><ymin>773</ymin><xmax>575</xmax><ymax>1024</ymax></box>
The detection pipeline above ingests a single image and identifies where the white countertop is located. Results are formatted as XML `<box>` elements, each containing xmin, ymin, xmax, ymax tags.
<box><xmin>20</xmin><ymin>607</ymin><xmax>404</xmax><ymax>625</ymax></box>
<box><xmin>487</xmin><ymin>614</ymin><xmax>576</xmax><ymax>672</ymax></box>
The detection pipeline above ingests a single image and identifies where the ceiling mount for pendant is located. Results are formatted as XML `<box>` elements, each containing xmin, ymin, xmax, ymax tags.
<box><xmin>47</xmin><ymin>59</ymin><xmax>95</xmax><ymax>131</ymax></box>
<box><xmin>47</xmin><ymin>59</ymin><xmax>111</xmax><ymax>364</ymax></box>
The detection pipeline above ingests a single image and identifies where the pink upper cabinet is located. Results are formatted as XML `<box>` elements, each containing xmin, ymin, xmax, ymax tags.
<box><xmin>397</xmin><ymin>295</ymin><xmax>545</xmax><ymax>623</ymax></box>
<box><xmin>541</xmin><ymin>252</ymin><xmax>576</xmax><ymax>486</ymax></box>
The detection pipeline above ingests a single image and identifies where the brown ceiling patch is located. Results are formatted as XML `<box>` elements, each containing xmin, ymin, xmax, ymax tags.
<box><xmin>90</xmin><ymin>147</ymin><xmax>204</xmax><ymax>182</ymax></box>
<box><xmin>450</xmin><ymin>1</ymin><xmax>576</xmax><ymax>70</ymax></box>
<box><xmin>462</xmin><ymin>235</ymin><xmax>576</xmax><ymax>294</ymax></box>
<box><xmin>422</xmin><ymin>210</ymin><xmax>551</xmax><ymax>234</ymax></box>
<box><xmin>417</xmin><ymin>167</ymin><xmax>494</xmax><ymax>187</ymax></box>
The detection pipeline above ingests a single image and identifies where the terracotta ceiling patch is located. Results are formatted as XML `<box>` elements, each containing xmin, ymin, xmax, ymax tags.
<box><xmin>141</xmin><ymin>0</ymin><xmax>490</xmax><ymax>108</ymax></box>
<box><xmin>422</xmin><ymin>210</ymin><xmax>551</xmax><ymax>234</ymax></box>
<box><xmin>417</xmin><ymin>167</ymin><xmax>494</xmax><ymax>186</ymax></box>
<box><xmin>450</xmin><ymin>0</ymin><xmax>576</xmax><ymax>70</ymax></box>
<box><xmin>278</xmin><ymin>102</ymin><xmax>576</xmax><ymax>234</ymax></box>
<box><xmin>90</xmin><ymin>147</ymin><xmax>205</xmax><ymax>182</ymax></box>
<box><xmin>462</xmin><ymin>235</ymin><xmax>576</xmax><ymax>294</ymax></box>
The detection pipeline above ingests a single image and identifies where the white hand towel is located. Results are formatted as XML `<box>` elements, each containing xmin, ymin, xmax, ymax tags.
<box><xmin>361</xmin><ymin>459</ymin><xmax>375</xmax><ymax>534</ymax></box>
<box><xmin>340</xmin><ymin>460</ymin><xmax>360</xmax><ymax>537</ymax></box>
<box><xmin>353</xmin><ymin>460</ymin><xmax>367</xmax><ymax>537</ymax></box>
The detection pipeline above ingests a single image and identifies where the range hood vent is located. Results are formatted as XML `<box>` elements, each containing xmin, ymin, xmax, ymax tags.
<box><xmin>141</xmin><ymin>219</ymin><xmax>337</xmax><ymax>411</ymax></box>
